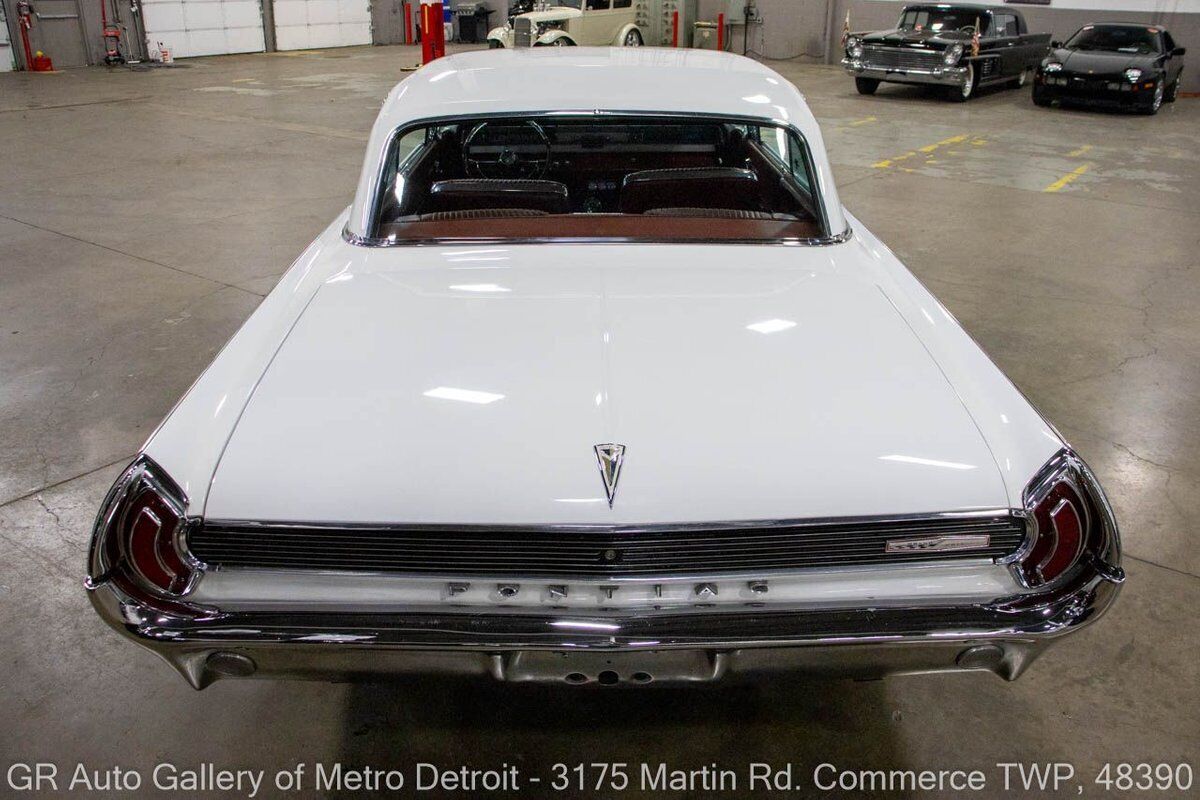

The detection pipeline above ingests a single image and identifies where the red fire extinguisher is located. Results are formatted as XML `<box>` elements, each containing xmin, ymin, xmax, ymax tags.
<box><xmin>419</xmin><ymin>0</ymin><xmax>445</xmax><ymax>64</ymax></box>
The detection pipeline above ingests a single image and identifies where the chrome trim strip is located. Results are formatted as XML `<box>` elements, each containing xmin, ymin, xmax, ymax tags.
<box><xmin>200</xmin><ymin>507</ymin><xmax>1017</xmax><ymax>536</ymax></box>
<box><xmin>342</xmin><ymin>224</ymin><xmax>854</xmax><ymax>248</ymax></box>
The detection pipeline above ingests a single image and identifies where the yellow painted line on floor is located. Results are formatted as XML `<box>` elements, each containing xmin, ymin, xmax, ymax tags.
<box><xmin>1068</xmin><ymin>144</ymin><xmax>1093</xmax><ymax>157</ymax></box>
<box><xmin>1044</xmin><ymin>163</ymin><xmax>1091</xmax><ymax>192</ymax></box>
<box><xmin>971</xmin><ymin>138</ymin><xmax>987</xmax><ymax>146</ymax></box>
<box><xmin>232</xmin><ymin>78</ymin><xmax>257</xmax><ymax>83</ymax></box>
<box><xmin>873</xmin><ymin>151</ymin><xmax>916</xmax><ymax>168</ymax></box>
<box><xmin>874</xmin><ymin>134</ymin><xmax>967</xmax><ymax>168</ymax></box>
<box><xmin>849</xmin><ymin>115</ymin><xmax>877</xmax><ymax>126</ymax></box>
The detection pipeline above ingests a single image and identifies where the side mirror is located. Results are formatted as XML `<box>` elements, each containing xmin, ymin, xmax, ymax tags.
<box><xmin>1050</xmin><ymin>40</ymin><xmax>1061</xmax><ymax>49</ymax></box>
<box><xmin>1173</xmin><ymin>47</ymin><xmax>1186</xmax><ymax>56</ymax></box>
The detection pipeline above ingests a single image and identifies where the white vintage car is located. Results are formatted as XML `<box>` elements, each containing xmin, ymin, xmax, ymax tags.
<box><xmin>487</xmin><ymin>0</ymin><xmax>643</xmax><ymax>48</ymax></box>
<box><xmin>87</xmin><ymin>48</ymin><xmax>1123</xmax><ymax>689</ymax></box>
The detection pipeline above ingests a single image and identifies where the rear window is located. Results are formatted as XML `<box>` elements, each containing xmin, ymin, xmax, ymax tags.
<box><xmin>365</xmin><ymin>114</ymin><xmax>828</xmax><ymax>244</ymax></box>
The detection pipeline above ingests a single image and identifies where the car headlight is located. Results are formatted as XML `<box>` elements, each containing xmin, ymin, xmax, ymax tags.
<box><xmin>1124</xmin><ymin>68</ymin><xmax>1143</xmax><ymax>83</ymax></box>
<box><xmin>1043</xmin><ymin>62</ymin><xmax>1063</xmax><ymax>73</ymax></box>
<box><xmin>847</xmin><ymin>37</ymin><xmax>862</xmax><ymax>58</ymax></box>
<box><xmin>944</xmin><ymin>44</ymin><xmax>963</xmax><ymax>66</ymax></box>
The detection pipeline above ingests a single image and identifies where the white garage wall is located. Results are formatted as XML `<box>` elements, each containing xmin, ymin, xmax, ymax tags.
<box><xmin>273</xmin><ymin>0</ymin><xmax>370</xmax><ymax>50</ymax></box>
<box><xmin>142</xmin><ymin>0</ymin><xmax>265</xmax><ymax>58</ymax></box>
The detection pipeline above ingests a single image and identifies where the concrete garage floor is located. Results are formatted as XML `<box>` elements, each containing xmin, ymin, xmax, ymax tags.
<box><xmin>1</xmin><ymin>45</ymin><xmax>1198</xmax><ymax>798</ymax></box>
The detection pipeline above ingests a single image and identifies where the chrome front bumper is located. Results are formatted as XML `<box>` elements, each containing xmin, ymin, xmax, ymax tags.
<box><xmin>842</xmin><ymin>58</ymin><xmax>970</xmax><ymax>86</ymax></box>
<box><xmin>88</xmin><ymin>560</ymin><xmax>1123</xmax><ymax>689</ymax></box>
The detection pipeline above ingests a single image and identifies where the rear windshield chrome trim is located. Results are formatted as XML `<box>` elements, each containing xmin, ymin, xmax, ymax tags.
<box><xmin>350</xmin><ymin>109</ymin><xmax>845</xmax><ymax>246</ymax></box>
<box><xmin>342</xmin><ymin>224</ymin><xmax>853</xmax><ymax>248</ymax></box>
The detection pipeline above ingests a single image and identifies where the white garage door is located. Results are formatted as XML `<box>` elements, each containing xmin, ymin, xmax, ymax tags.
<box><xmin>0</xmin><ymin>2</ymin><xmax>14</xmax><ymax>71</ymax></box>
<box><xmin>273</xmin><ymin>0</ymin><xmax>370</xmax><ymax>50</ymax></box>
<box><xmin>142</xmin><ymin>0</ymin><xmax>265</xmax><ymax>58</ymax></box>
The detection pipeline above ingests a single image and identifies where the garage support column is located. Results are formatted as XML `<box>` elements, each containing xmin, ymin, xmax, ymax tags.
<box><xmin>260</xmin><ymin>0</ymin><xmax>276</xmax><ymax>50</ymax></box>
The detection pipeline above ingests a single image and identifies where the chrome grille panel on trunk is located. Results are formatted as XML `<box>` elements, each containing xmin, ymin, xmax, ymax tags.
<box><xmin>188</xmin><ymin>514</ymin><xmax>1026</xmax><ymax>578</ymax></box>
<box><xmin>861</xmin><ymin>45</ymin><xmax>942</xmax><ymax>71</ymax></box>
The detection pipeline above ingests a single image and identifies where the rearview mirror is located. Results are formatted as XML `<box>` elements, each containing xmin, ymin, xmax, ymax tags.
<box><xmin>1050</xmin><ymin>40</ymin><xmax>1061</xmax><ymax>48</ymax></box>
<box><xmin>1173</xmin><ymin>47</ymin><xmax>1186</xmax><ymax>56</ymax></box>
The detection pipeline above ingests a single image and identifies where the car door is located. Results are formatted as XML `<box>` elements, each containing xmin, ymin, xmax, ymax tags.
<box><xmin>991</xmin><ymin>12</ymin><xmax>1021</xmax><ymax>78</ymax></box>
<box><xmin>578</xmin><ymin>0</ymin><xmax>618</xmax><ymax>45</ymax></box>
<box><xmin>1162</xmin><ymin>30</ymin><xmax>1184</xmax><ymax>85</ymax></box>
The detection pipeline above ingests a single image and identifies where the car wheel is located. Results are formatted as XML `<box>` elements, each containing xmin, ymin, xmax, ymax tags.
<box><xmin>623</xmin><ymin>29</ymin><xmax>642</xmax><ymax>47</ymax></box>
<box><xmin>551</xmin><ymin>37</ymin><xmax>574</xmax><ymax>46</ymax></box>
<box><xmin>488</xmin><ymin>40</ymin><xmax>504</xmax><ymax>49</ymax></box>
<box><xmin>1032</xmin><ymin>84</ymin><xmax>1051</xmax><ymax>107</ymax></box>
<box><xmin>948</xmin><ymin>63</ymin><xmax>975</xmax><ymax>102</ymax></box>
<box><xmin>1139</xmin><ymin>79</ymin><xmax>1164</xmax><ymax>115</ymax></box>
<box><xmin>855</xmin><ymin>77</ymin><xmax>879</xmax><ymax>95</ymax></box>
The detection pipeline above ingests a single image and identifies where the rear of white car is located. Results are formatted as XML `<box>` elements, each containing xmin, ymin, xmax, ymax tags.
<box><xmin>85</xmin><ymin>49</ymin><xmax>1123</xmax><ymax>688</ymax></box>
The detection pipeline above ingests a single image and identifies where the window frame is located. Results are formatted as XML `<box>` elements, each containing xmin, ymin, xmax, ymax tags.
<box><xmin>354</xmin><ymin>111</ymin><xmax>843</xmax><ymax>247</ymax></box>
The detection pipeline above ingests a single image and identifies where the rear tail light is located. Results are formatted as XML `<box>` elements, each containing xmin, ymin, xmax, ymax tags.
<box><xmin>1016</xmin><ymin>450</ymin><xmax>1121</xmax><ymax>588</ymax></box>
<box><xmin>87</xmin><ymin>457</ymin><xmax>201</xmax><ymax>599</ymax></box>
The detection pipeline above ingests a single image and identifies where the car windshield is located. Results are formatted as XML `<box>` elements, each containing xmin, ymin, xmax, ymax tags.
<box><xmin>897</xmin><ymin>8</ymin><xmax>987</xmax><ymax>34</ymax></box>
<box><xmin>367</xmin><ymin>115</ymin><xmax>827</xmax><ymax>244</ymax></box>
<box><xmin>1066</xmin><ymin>25</ymin><xmax>1160</xmax><ymax>54</ymax></box>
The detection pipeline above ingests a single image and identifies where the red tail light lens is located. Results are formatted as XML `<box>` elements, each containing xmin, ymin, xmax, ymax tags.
<box><xmin>88</xmin><ymin>458</ymin><xmax>199</xmax><ymax>597</ymax></box>
<box><xmin>1017</xmin><ymin>450</ymin><xmax>1118</xmax><ymax>588</ymax></box>
<box><xmin>1022</xmin><ymin>479</ymin><xmax>1087</xmax><ymax>586</ymax></box>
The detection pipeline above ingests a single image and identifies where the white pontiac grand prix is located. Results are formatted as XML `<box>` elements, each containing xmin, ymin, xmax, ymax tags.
<box><xmin>87</xmin><ymin>48</ymin><xmax>1124</xmax><ymax>689</ymax></box>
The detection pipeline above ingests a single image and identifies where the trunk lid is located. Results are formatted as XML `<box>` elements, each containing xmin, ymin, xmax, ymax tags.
<box><xmin>205</xmin><ymin>245</ymin><xmax>1006</xmax><ymax>524</ymax></box>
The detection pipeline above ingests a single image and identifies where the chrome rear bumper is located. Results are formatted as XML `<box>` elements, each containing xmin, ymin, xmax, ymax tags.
<box><xmin>88</xmin><ymin>560</ymin><xmax>1122</xmax><ymax>689</ymax></box>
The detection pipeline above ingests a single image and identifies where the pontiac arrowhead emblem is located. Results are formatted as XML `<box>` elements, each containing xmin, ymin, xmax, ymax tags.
<box><xmin>593</xmin><ymin>444</ymin><xmax>626</xmax><ymax>508</ymax></box>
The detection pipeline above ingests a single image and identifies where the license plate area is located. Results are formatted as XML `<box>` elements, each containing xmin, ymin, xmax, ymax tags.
<box><xmin>493</xmin><ymin>650</ymin><xmax>729</xmax><ymax>685</ymax></box>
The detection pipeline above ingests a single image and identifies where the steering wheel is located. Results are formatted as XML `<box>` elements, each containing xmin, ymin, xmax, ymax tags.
<box><xmin>463</xmin><ymin>121</ymin><xmax>552</xmax><ymax>180</ymax></box>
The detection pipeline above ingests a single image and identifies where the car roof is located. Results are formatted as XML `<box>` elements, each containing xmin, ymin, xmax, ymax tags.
<box><xmin>1083</xmin><ymin>22</ymin><xmax>1165</xmax><ymax>31</ymax></box>
<box><xmin>373</xmin><ymin>47</ymin><xmax>813</xmax><ymax>128</ymax></box>
<box><xmin>347</xmin><ymin>47</ymin><xmax>845</xmax><ymax>239</ymax></box>
<box><xmin>902</xmin><ymin>4</ymin><xmax>1003</xmax><ymax>12</ymax></box>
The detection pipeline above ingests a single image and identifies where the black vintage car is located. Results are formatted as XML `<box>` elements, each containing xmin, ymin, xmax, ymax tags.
<box><xmin>1033</xmin><ymin>23</ymin><xmax>1187</xmax><ymax>115</ymax></box>
<box><xmin>842</xmin><ymin>3</ymin><xmax>1051</xmax><ymax>101</ymax></box>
